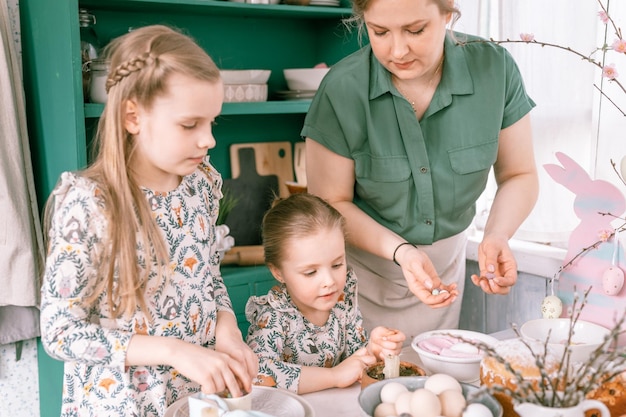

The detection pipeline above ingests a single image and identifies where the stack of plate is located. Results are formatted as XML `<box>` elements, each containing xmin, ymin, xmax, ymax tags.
<box><xmin>309</xmin><ymin>0</ymin><xmax>340</xmax><ymax>6</ymax></box>
<box><xmin>275</xmin><ymin>90</ymin><xmax>317</xmax><ymax>101</ymax></box>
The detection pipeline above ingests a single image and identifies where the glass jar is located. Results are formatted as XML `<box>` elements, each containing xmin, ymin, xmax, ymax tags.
<box><xmin>89</xmin><ymin>58</ymin><xmax>110</xmax><ymax>104</ymax></box>
<box><xmin>79</xmin><ymin>9</ymin><xmax>101</xmax><ymax>101</ymax></box>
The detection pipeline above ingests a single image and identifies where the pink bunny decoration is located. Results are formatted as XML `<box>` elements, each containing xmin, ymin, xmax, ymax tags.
<box><xmin>544</xmin><ymin>152</ymin><xmax>626</xmax><ymax>342</ymax></box>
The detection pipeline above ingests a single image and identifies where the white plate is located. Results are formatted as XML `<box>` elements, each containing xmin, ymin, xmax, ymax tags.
<box><xmin>164</xmin><ymin>386</ymin><xmax>315</xmax><ymax>417</ymax></box>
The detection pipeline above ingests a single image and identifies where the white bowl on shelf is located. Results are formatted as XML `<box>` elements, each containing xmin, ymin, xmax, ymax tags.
<box><xmin>220</xmin><ymin>69</ymin><xmax>271</xmax><ymax>85</ymax></box>
<box><xmin>223</xmin><ymin>83</ymin><xmax>268</xmax><ymax>102</ymax></box>
<box><xmin>283</xmin><ymin>67</ymin><xmax>330</xmax><ymax>91</ymax></box>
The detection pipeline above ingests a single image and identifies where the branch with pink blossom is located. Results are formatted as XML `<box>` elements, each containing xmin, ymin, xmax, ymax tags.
<box><xmin>463</xmin><ymin>0</ymin><xmax>626</xmax><ymax>117</ymax></box>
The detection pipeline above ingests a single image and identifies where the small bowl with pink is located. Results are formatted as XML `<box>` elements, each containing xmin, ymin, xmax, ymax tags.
<box><xmin>411</xmin><ymin>329</ymin><xmax>498</xmax><ymax>383</ymax></box>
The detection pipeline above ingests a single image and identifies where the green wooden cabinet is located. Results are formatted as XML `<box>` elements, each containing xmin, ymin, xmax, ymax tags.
<box><xmin>20</xmin><ymin>1</ymin><xmax>359</xmax><ymax>416</ymax></box>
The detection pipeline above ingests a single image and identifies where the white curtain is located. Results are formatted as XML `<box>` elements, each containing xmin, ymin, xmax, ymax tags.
<box><xmin>456</xmin><ymin>0</ymin><xmax>624</xmax><ymax>245</ymax></box>
<box><xmin>0</xmin><ymin>0</ymin><xmax>44</xmax><ymax>345</ymax></box>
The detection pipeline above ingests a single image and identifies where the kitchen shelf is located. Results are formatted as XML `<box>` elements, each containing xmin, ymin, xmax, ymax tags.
<box><xmin>84</xmin><ymin>100</ymin><xmax>312</xmax><ymax>118</ymax></box>
<box><xmin>80</xmin><ymin>0</ymin><xmax>353</xmax><ymax>18</ymax></box>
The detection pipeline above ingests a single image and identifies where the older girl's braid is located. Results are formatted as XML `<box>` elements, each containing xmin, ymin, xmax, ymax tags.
<box><xmin>105</xmin><ymin>52</ymin><xmax>156</xmax><ymax>93</ymax></box>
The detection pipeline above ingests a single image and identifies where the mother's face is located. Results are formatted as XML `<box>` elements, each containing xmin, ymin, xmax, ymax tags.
<box><xmin>363</xmin><ymin>0</ymin><xmax>451</xmax><ymax>81</ymax></box>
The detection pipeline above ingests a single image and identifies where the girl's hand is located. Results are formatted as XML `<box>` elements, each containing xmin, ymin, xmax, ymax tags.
<box><xmin>169</xmin><ymin>340</ymin><xmax>252</xmax><ymax>397</ymax></box>
<box><xmin>367</xmin><ymin>327</ymin><xmax>406</xmax><ymax>359</ymax></box>
<box><xmin>395</xmin><ymin>244</ymin><xmax>459</xmax><ymax>307</ymax></box>
<box><xmin>331</xmin><ymin>347</ymin><xmax>376</xmax><ymax>388</ymax></box>
<box><xmin>471</xmin><ymin>234</ymin><xmax>517</xmax><ymax>295</ymax></box>
<box><xmin>215</xmin><ymin>335</ymin><xmax>259</xmax><ymax>383</ymax></box>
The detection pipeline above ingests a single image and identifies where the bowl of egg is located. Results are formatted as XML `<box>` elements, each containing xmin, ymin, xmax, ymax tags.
<box><xmin>411</xmin><ymin>329</ymin><xmax>498</xmax><ymax>383</ymax></box>
<box><xmin>358</xmin><ymin>374</ymin><xmax>502</xmax><ymax>417</ymax></box>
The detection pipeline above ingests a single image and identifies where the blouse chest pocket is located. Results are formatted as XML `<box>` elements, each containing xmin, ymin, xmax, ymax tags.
<box><xmin>354</xmin><ymin>154</ymin><xmax>413</xmax><ymax>226</ymax></box>
<box><xmin>447</xmin><ymin>139</ymin><xmax>498</xmax><ymax>212</ymax></box>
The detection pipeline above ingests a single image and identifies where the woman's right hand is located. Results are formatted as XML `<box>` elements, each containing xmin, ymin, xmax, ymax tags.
<box><xmin>169</xmin><ymin>340</ymin><xmax>252</xmax><ymax>397</ymax></box>
<box><xmin>395</xmin><ymin>244</ymin><xmax>458</xmax><ymax>307</ymax></box>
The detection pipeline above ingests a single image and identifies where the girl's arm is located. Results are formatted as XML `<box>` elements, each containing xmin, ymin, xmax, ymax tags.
<box><xmin>214</xmin><ymin>310</ymin><xmax>259</xmax><ymax>383</ymax></box>
<box><xmin>297</xmin><ymin>348</ymin><xmax>375</xmax><ymax>393</ymax></box>
<box><xmin>125</xmin><ymin>333</ymin><xmax>252</xmax><ymax>397</ymax></box>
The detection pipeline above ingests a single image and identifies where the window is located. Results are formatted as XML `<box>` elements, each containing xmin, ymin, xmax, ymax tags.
<box><xmin>456</xmin><ymin>0</ymin><xmax>626</xmax><ymax>246</ymax></box>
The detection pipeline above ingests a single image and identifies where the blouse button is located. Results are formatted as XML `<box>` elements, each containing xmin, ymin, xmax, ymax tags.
<box><xmin>424</xmin><ymin>219</ymin><xmax>433</xmax><ymax>225</ymax></box>
<box><xmin>420</xmin><ymin>167</ymin><xmax>428</xmax><ymax>173</ymax></box>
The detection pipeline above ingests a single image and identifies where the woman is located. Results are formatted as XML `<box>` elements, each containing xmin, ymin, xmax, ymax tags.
<box><xmin>302</xmin><ymin>0</ymin><xmax>538</xmax><ymax>343</ymax></box>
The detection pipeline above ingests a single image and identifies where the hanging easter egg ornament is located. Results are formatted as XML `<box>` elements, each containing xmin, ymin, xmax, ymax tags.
<box><xmin>541</xmin><ymin>276</ymin><xmax>563</xmax><ymax>318</ymax></box>
<box><xmin>541</xmin><ymin>295</ymin><xmax>563</xmax><ymax>318</ymax></box>
<box><xmin>602</xmin><ymin>227</ymin><xmax>624</xmax><ymax>296</ymax></box>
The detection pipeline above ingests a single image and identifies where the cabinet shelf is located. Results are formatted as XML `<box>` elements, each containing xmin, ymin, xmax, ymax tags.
<box><xmin>84</xmin><ymin>100</ymin><xmax>311</xmax><ymax>118</ymax></box>
<box><xmin>80</xmin><ymin>0</ymin><xmax>352</xmax><ymax>18</ymax></box>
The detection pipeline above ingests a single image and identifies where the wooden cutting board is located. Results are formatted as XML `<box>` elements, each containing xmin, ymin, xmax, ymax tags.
<box><xmin>223</xmin><ymin>147</ymin><xmax>279</xmax><ymax>246</ymax></box>
<box><xmin>230</xmin><ymin>142</ymin><xmax>293</xmax><ymax>198</ymax></box>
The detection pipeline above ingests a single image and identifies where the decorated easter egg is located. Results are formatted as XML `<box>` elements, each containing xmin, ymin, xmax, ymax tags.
<box><xmin>602</xmin><ymin>266</ymin><xmax>624</xmax><ymax>295</ymax></box>
<box><xmin>541</xmin><ymin>295</ymin><xmax>563</xmax><ymax>319</ymax></box>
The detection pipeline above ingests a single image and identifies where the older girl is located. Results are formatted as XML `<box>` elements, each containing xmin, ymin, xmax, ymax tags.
<box><xmin>40</xmin><ymin>25</ymin><xmax>257</xmax><ymax>417</ymax></box>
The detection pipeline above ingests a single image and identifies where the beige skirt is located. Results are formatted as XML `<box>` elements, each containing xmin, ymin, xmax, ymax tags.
<box><xmin>348</xmin><ymin>231</ymin><xmax>467</xmax><ymax>345</ymax></box>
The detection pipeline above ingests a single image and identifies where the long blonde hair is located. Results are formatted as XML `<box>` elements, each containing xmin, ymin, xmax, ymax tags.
<box><xmin>44</xmin><ymin>25</ymin><xmax>221</xmax><ymax>318</ymax></box>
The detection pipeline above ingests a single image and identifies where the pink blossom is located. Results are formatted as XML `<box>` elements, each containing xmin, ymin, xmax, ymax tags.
<box><xmin>603</xmin><ymin>63</ymin><xmax>619</xmax><ymax>80</ymax></box>
<box><xmin>519</xmin><ymin>33</ymin><xmax>535</xmax><ymax>42</ymax></box>
<box><xmin>612</xmin><ymin>38</ymin><xmax>626</xmax><ymax>54</ymax></box>
<box><xmin>598</xmin><ymin>11</ymin><xmax>609</xmax><ymax>24</ymax></box>
<box><xmin>599</xmin><ymin>229</ymin><xmax>613</xmax><ymax>242</ymax></box>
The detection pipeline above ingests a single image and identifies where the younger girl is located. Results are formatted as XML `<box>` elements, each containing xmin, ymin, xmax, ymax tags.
<box><xmin>40</xmin><ymin>25</ymin><xmax>257</xmax><ymax>417</ymax></box>
<box><xmin>245</xmin><ymin>193</ymin><xmax>405</xmax><ymax>393</ymax></box>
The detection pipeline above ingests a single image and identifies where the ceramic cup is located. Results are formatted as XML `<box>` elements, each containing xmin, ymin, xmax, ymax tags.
<box><xmin>220</xmin><ymin>391</ymin><xmax>253</xmax><ymax>411</ymax></box>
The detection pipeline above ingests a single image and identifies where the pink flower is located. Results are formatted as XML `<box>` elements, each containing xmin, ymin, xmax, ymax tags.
<box><xmin>519</xmin><ymin>33</ymin><xmax>535</xmax><ymax>42</ymax></box>
<box><xmin>603</xmin><ymin>63</ymin><xmax>619</xmax><ymax>80</ymax></box>
<box><xmin>612</xmin><ymin>38</ymin><xmax>626</xmax><ymax>54</ymax></box>
<box><xmin>598</xmin><ymin>11</ymin><xmax>609</xmax><ymax>24</ymax></box>
<box><xmin>599</xmin><ymin>229</ymin><xmax>613</xmax><ymax>242</ymax></box>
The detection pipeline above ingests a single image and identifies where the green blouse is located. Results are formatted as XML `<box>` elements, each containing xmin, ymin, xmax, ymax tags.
<box><xmin>301</xmin><ymin>32</ymin><xmax>535</xmax><ymax>244</ymax></box>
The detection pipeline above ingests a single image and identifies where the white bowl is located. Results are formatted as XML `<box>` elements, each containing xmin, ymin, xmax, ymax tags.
<box><xmin>283</xmin><ymin>67</ymin><xmax>330</xmax><ymax>91</ymax></box>
<box><xmin>220</xmin><ymin>69</ymin><xmax>271</xmax><ymax>85</ymax></box>
<box><xmin>519</xmin><ymin>318</ymin><xmax>610</xmax><ymax>363</ymax></box>
<box><xmin>223</xmin><ymin>83</ymin><xmax>268</xmax><ymax>103</ymax></box>
<box><xmin>411</xmin><ymin>329</ymin><xmax>498</xmax><ymax>383</ymax></box>
<box><xmin>358</xmin><ymin>376</ymin><xmax>503</xmax><ymax>417</ymax></box>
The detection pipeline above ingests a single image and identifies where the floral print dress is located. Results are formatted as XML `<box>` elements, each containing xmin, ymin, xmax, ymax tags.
<box><xmin>245</xmin><ymin>269</ymin><xmax>368</xmax><ymax>392</ymax></box>
<box><xmin>40</xmin><ymin>158</ymin><xmax>233</xmax><ymax>417</ymax></box>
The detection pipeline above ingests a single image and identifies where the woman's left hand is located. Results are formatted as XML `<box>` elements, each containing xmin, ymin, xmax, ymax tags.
<box><xmin>471</xmin><ymin>234</ymin><xmax>517</xmax><ymax>294</ymax></box>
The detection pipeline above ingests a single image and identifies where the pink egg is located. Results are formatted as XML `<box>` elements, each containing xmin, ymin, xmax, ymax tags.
<box><xmin>602</xmin><ymin>267</ymin><xmax>624</xmax><ymax>295</ymax></box>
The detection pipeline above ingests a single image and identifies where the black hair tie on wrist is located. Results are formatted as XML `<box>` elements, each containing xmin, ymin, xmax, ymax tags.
<box><xmin>392</xmin><ymin>242</ymin><xmax>416</xmax><ymax>266</ymax></box>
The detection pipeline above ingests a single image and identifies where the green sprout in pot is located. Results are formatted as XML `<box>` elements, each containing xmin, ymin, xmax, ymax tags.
<box><xmin>217</xmin><ymin>186</ymin><xmax>239</xmax><ymax>226</ymax></box>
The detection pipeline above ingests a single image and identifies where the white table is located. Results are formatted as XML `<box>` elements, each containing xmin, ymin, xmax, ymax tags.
<box><xmin>301</xmin><ymin>347</ymin><xmax>423</xmax><ymax>417</ymax></box>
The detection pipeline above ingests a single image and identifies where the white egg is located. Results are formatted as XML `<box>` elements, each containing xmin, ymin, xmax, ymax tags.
<box><xmin>380</xmin><ymin>381</ymin><xmax>409</xmax><ymax>404</ymax></box>
<box><xmin>424</xmin><ymin>373</ymin><xmax>462</xmax><ymax>394</ymax></box>
<box><xmin>395</xmin><ymin>391</ymin><xmax>414</xmax><ymax>415</ymax></box>
<box><xmin>462</xmin><ymin>403</ymin><xmax>492</xmax><ymax>417</ymax></box>
<box><xmin>374</xmin><ymin>401</ymin><xmax>397</xmax><ymax>417</ymax></box>
<box><xmin>410</xmin><ymin>388</ymin><xmax>441</xmax><ymax>417</ymax></box>
<box><xmin>439</xmin><ymin>389</ymin><xmax>467</xmax><ymax>417</ymax></box>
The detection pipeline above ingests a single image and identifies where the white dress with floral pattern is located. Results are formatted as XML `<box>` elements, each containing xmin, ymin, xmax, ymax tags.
<box><xmin>40</xmin><ymin>157</ymin><xmax>233</xmax><ymax>417</ymax></box>
<box><xmin>244</xmin><ymin>269</ymin><xmax>368</xmax><ymax>392</ymax></box>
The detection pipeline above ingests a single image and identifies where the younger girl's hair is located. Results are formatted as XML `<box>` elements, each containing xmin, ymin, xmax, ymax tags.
<box><xmin>44</xmin><ymin>25</ymin><xmax>221</xmax><ymax>318</ymax></box>
<box><xmin>262</xmin><ymin>193</ymin><xmax>346</xmax><ymax>268</ymax></box>
<box><xmin>344</xmin><ymin>0</ymin><xmax>461</xmax><ymax>45</ymax></box>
